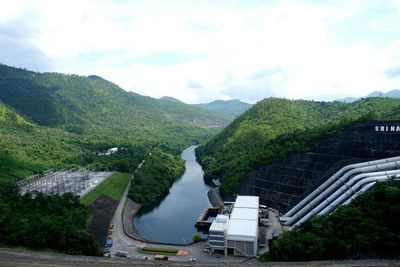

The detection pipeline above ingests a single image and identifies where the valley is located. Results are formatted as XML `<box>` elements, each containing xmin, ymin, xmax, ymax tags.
<box><xmin>0</xmin><ymin>63</ymin><xmax>399</xmax><ymax>263</ymax></box>
<box><xmin>1</xmin><ymin>0</ymin><xmax>400</xmax><ymax>264</ymax></box>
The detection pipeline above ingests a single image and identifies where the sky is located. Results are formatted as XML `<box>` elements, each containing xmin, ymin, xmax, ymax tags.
<box><xmin>0</xmin><ymin>0</ymin><xmax>400</xmax><ymax>104</ymax></box>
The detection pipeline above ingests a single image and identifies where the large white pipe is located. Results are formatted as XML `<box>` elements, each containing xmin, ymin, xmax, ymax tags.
<box><xmin>322</xmin><ymin>169</ymin><xmax>400</xmax><ymax>205</ymax></box>
<box><xmin>290</xmin><ymin>174</ymin><xmax>400</xmax><ymax>229</ymax></box>
<box><xmin>284</xmin><ymin>161</ymin><xmax>400</xmax><ymax>226</ymax></box>
<box><xmin>342</xmin><ymin>181</ymin><xmax>376</xmax><ymax>205</ymax></box>
<box><xmin>297</xmin><ymin>170</ymin><xmax>400</xmax><ymax>225</ymax></box>
<box><xmin>284</xmin><ymin>156</ymin><xmax>400</xmax><ymax>217</ymax></box>
<box><xmin>319</xmin><ymin>174</ymin><xmax>400</xmax><ymax>216</ymax></box>
<box><xmin>284</xmin><ymin>164</ymin><xmax>355</xmax><ymax>217</ymax></box>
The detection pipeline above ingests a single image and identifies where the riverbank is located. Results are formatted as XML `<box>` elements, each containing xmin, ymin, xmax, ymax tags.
<box><xmin>122</xmin><ymin>197</ymin><xmax>144</xmax><ymax>241</ymax></box>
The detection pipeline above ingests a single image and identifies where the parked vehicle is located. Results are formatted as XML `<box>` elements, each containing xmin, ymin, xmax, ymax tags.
<box><xmin>105</xmin><ymin>239</ymin><xmax>113</xmax><ymax>248</ymax></box>
<box><xmin>154</xmin><ymin>255</ymin><xmax>168</xmax><ymax>261</ymax></box>
<box><xmin>115</xmin><ymin>251</ymin><xmax>128</xmax><ymax>257</ymax></box>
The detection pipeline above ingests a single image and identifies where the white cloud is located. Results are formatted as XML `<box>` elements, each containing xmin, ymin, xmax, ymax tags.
<box><xmin>0</xmin><ymin>0</ymin><xmax>399</xmax><ymax>103</ymax></box>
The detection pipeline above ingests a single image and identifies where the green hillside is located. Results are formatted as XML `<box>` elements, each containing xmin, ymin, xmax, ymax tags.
<box><xmin>0</xmin><ymin>101</ymin><xmax>84</xmax><ymax>184</ymax></box>
<box><xmin>0</xmin><ymin>64</ymin><xmax>230</xmax><ymax>149</ymax></box>
<box><xmin>194</xmin><ymin>99</ymin><xmax>252</xmax><ymax>117</ymax></box>
<box><xmin>0</xmin><ymin>64</ymin><xmax>231</xmax><ymax>183</ymax></box>
<box><xmin>263</xmin><ymin>180</ymin><xmax>400</xmax><ymax>261</ymax></box>
<box><xmin>196</xmin><ymin>97</ymin><xmax>400</xmax><ymax>194</ymax></box>
<box><xmin>157</xmin><ymin>96</ymin><xmax>233</xmax><ymax>127</ymax></box>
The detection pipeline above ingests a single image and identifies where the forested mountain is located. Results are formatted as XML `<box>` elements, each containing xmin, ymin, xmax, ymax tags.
<box><xmin>337</xmin><ymin>89</ymin><xmax>400</xmax><ymax>103</ymax></box>
<box><xmin>194</xmin><ymin>99</ymin><xmax>252</xmax><ymax>117</ymax></box>
<box><xmin>0</xmin><ymin>64</ymin><xmax>230</xmax><ymax>183</ymax></box>
<box><xmin>0</xmin><ymin>64</ymin><xmax>230</xmax><ymax>137</ymax></box>
<box><xmin>196</xmin><ymin>97</ymin><xmax>400</xmax><ymax>194</ymax></box>
<box><xmin>157</xmin><ymin>95</ymin><xmax>232</xmax><ymax>127</ymax></box>
<box><xmin>0</xmin><ymin>101</ymin><xmax>83</xmax><ymax>184</ymax></box>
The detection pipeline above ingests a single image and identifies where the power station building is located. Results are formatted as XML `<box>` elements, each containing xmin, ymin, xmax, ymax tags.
<box><xmin>208</xmin><ymin>195</ymin><xmax>259</xmax><ymax>257</ymax></box>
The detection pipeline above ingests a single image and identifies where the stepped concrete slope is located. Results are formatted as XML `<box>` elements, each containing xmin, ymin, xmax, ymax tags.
<box><xmin>237</xmin><ymin>120</ymin><xmax>400</xmax><ymax>213</ymax></box>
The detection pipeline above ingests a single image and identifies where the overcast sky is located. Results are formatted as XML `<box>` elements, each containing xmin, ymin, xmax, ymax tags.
<box><xmin>1</xmin><ymin>0</ymin><xmax>400</xmax><ymax>104</ymax></box>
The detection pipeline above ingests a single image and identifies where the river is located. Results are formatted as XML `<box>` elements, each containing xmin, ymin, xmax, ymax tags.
<box><xmin>133</xmin><ymin>145</ymin><xmax>212</xmax><ymax>245</ymax></box>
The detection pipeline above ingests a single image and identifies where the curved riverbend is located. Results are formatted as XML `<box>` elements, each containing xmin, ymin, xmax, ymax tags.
<box><xmin>133</xmin><ymin>145</ymin><xmax>212</xmax><ymax>245</ymax></box>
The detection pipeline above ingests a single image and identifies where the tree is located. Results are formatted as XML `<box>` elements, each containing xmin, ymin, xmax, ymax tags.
<box><xmin>192</xmin><ymin>233</ymin><xmax>201</xmax><ymax>243</ymax></box>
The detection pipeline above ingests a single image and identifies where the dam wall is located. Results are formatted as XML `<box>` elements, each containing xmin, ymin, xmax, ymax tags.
<box><xmin>237</xmin><ymin>120</ymin><xmax>400</xmax><ymax>213</ymax></box>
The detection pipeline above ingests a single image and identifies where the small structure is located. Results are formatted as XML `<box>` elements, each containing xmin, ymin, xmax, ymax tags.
<box><xmin>208</xmin><ymin>215</ymin><xmax>229</xmax><ymax>254</ymax></box>
<box><xmin>195</xmin><ymin>208</ymin><xmax>219</xmax><ymax>230</ymax></box>
<box><xmin>105</xmin><ymin>147</ymin><xmax>119</xmax><ymax>156</ymax></box>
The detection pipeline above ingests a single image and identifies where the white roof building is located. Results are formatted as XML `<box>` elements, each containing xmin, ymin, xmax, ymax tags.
<box><xmin>226</xmin><ymin>195</ymin><xmax>259</xmax><ymax>257</ymax></box>
<box><xmin>209</xmin><ymin>214</ymin><xmax>229</xmax><ymax>233</ymax></box>
<box><xmin>209</xmin><ymin>214</ymin><xmax>229</xmax><ymax>252</ymax></box>
<box><xmin>107</xmin><ymin>147</ymin><xmax>118</xmax><ymax>153</ymax></box>
<box><xmin>208</xmin><ymin>195</ymin><xmax>260</xmax><ymax>257</ymax></box>
<box><xmin>233</xmin><ymin>195</ymin><xmax>259</xmax><ymax>209</ymax></box>
<box><xmin>230</xmin><ymin>206</ymin><xmax>259</xmax><ymax>221</ymax></box>
<box><xmin>226</xmin><ymin>219</ymin><xmax>258</xmax><ymax>242</ymax></box>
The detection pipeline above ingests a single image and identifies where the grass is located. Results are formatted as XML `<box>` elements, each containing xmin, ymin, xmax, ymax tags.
<box><xmin>137</xmin><ymin>247</ymin><xmax>178</xmax><ymax>255</ymax></box>
<box><xmin>80</xmin><ymin>172</ymin><xmax>131</xmax><ymax>206</ymax></box>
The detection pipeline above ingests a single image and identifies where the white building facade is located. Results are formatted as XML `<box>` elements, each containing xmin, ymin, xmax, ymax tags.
<box><xmin>208</xmin><ymin>195</ymin><xmax>259</xmax><ymax>257</ymax></box>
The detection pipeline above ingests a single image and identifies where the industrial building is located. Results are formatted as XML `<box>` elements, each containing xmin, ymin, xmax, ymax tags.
<box><xmin>208</xmin><ymin>214</ymin><xmax>228</xmax><ymax>254</ymax></box>
<box><xmin>208</xmin><ymin>195</ymin><xmax>259</xmax><ymax>257</ymax></box>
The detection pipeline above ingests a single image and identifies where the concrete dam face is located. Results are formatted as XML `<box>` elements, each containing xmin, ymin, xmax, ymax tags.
<box><xmin>237</xmin><ymin>120</ymin><xmax>400</xmax><ymax>213</ymax></box>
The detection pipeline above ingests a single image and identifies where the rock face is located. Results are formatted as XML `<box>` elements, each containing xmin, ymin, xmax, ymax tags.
<box><xmin>237</xmin><ymin>120</ymin><xmax>400</xmax><ymax>213</ymax></box>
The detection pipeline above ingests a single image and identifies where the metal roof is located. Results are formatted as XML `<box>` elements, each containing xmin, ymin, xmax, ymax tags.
<box><xmin>230</xmin><ymin>207</ymin><xmax>259</xmax><ymax>221</ymax></box>
<box><xmin>234</xmin><ymin>195</ymin><xmax>259</xmax><ymax>209</ymax></box>
<box><xmin>226</xmin><ymin>219</ymin><xmax>258</xmax><ymax>241</ymax></box>
<box><xmin>209</xmin><ymin>214</ymin><xmax>229</xmax><ymax>232</ymax></box>
<box><xmin>226</xmin><ymin>195</ymin><xmax>259</xmax><ymax>241</ymax></box>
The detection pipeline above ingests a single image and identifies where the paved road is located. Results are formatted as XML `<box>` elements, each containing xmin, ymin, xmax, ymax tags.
<box><xmin>111</xmin><ymin>161</ymin><xmax>145</xmax><ymax>256</ymax></box>
<box><xmin>111</xmin><ymin>179</ymin><xmax>137</xmax><ymax>255</ymax></box>
<box><xmin>1</xmin><ymin>248</ymin><xmax>399</xmax><ymax>267</ymax></box>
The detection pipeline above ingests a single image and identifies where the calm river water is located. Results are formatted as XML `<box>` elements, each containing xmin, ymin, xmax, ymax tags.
<box><xmin>133</xmin><ymin>145</ymin><xmax>212</xmax><ymax>245</ymax></box>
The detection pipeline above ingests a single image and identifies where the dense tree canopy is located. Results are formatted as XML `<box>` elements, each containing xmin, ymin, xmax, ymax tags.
<box><xmin>128</xmin><ymin>150</ymin><xmax>185</xmax><ymax>206</ymax></box>
<box><xmin>0</xmin><ymin>185</ymin><xmax>100</xmax><ymax>255</ymax></box>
